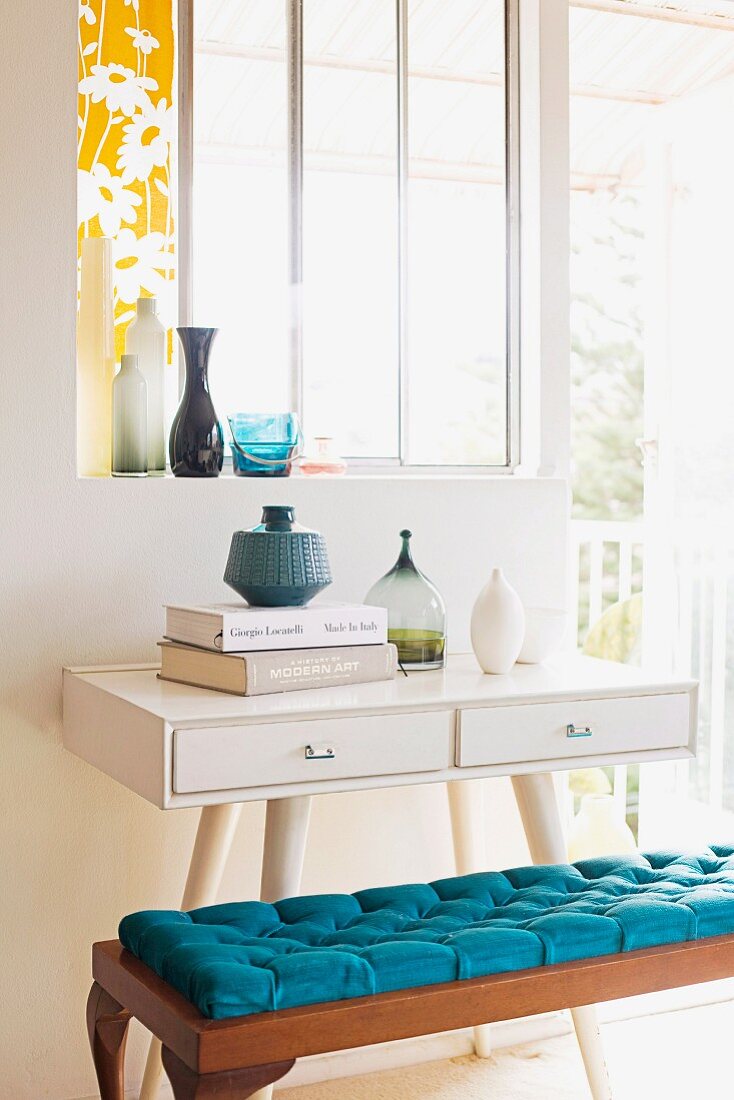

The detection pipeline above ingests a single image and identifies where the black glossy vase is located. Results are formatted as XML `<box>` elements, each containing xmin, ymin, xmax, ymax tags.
<box><xmin>169</xmin><ymin>327</ymin><xmax>224</xmax><ymax>477</ymax></box>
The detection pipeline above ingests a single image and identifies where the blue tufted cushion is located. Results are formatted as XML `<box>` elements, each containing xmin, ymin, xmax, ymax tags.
<box><xmin>119</xmin><ymin>846</ymin><xmax>734</xmax><ymax>1020</ymax></box>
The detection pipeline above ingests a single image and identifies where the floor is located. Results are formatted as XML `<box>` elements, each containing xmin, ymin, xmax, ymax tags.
<box><xmin>280</xmin><ymin>999</ymin><xmax>734</xmax><ymax>1099</ymax></box>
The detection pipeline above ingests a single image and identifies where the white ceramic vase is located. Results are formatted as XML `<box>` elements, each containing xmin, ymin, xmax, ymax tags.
<box><xmin>470</xmin><ymin>567</ymin><xmax>525</xmax><ymax>674</ymax></box>
<box><xmin>567</xmin><ymin>794</ymin><xmax>637</xmax><ymax>862</ymax></box>
<box><xmin>125</xmin><ymin>297</ymin><xmax>167</xmax><ymax>474</ymax></box>
<box><xmin>517</xmin><ymin>607</ymin><xmax>568</xmax><ymax>664</ymax></box>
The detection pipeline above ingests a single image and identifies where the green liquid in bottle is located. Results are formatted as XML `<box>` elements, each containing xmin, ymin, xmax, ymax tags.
<box><xmin>389</xmin><ymin>629</ymin><xmax>446</xmax><ymax>670</ymax></box>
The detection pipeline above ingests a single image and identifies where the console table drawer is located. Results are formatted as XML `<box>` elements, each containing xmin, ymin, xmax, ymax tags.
<box><xmin>457</xmin><ymin>693</ymin><xmax>691</xmax><ymax>768</ymax></box>
<box><xmin>173</xmin><ymin>711</ymin><xmax>452</xmax><ymax>794</ymax></box>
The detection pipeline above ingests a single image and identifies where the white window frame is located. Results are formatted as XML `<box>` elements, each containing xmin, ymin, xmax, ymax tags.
<box><xmin>177</xmin><ymin>0</ymin><xmax>570</xmax><ymax>478</ymax></box>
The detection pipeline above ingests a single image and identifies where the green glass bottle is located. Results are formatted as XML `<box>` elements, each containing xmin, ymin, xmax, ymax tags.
<box><xmin>365</xmin><ymin>530</ymin><xmax>447</xmax><ymax>670</ymax></box>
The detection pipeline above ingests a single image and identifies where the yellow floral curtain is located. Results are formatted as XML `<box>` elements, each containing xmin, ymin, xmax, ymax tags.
<box><xmin>78</xmin><ymin>0</ymin><xmax>175</xmax><ymax>358</ymax></box>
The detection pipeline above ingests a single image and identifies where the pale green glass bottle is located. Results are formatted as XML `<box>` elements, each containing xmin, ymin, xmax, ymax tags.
<box><xmin>112</xmin><ymin>353</ymin><xmax>148</xmax><ymax>477</ymax></box>
<box><xmin>365</xmin><ymin>530</ymin><xmax>446</xmax><ymax>670</ymax></box>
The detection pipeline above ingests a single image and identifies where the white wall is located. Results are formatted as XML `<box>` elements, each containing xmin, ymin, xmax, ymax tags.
<box><xmin>0</xmin><ymin>5</ymin><xmax>568</xmax><ymax>1098</ymax></box>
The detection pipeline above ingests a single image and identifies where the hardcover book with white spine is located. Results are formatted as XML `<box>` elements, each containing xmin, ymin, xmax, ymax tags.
<box><xmin>164</xmin><ymin>602</ymin><xmax>388</xmax><ymax>653</ymax></box>
<box><xmin>158</xmin><ymin>641</ymin><xmax>399</xmax><ymax>696</ymax></box>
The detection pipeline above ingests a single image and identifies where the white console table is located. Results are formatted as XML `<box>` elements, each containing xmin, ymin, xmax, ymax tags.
<box><xmin>63</xmin><ymin>653</ymin><xmax>698</xmax><ymax>1100</ymax></box>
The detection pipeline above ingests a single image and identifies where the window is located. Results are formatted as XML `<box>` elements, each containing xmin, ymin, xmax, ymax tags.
<box><xmin>190</xmin><ymin>0</ymin><xmax>516</xmax><ymax>467</ymax></box>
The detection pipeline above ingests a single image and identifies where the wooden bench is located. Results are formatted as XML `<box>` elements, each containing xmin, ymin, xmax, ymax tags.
<box><xmin>89</xmin><ymin>935</ymin><xmax>734</xmax><ymax>1098</ymax></box>
<box><xmin>88</xmin><ymin>851</ymin><xmax>734</xmax><ymax>1097</ymax></box>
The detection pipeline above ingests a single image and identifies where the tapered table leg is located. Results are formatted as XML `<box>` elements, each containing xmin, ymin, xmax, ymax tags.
<box><xmin>250</xmin><ymin>795</ymin><xmax>313</xmax><ymax>1100</ymax></box>
<box><xmin>511</xmin><ymin>772</ymin><xmax>613</xmax><ymax>1100</ymax></box>
<box><xmin>446</xmin><ymin>780</ymin><xmax>494</xmax><ymax>1057</ymax></box>
<box><xmin>447</xmin><ymin>780</ymin><xmax>487</xmax><ymax>877</ymax></box>
<box><xmin>259</xmin><ymin>795</ymin><xmax>312</xmax><ymax>904</ymax></box>
<box><xmin>251</xmin><ymin>796</ymin><xmax>312</xmax><ymax>1100</ymax></box>
<box><xmin>139</xmin><ymin>803</ymin><xmax>242</xmax><ymax>1100</ymax></box>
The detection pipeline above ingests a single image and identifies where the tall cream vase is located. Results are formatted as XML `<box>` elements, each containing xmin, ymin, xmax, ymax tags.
<box><xmin>77</xmin><ymin>237</ymin><xmax>115</xmax><ymax>476</ymax></box>
<box><xmin>470</xmin><ymin>567</ymin><xmax>526</xmax><ymax>674</ymax></box>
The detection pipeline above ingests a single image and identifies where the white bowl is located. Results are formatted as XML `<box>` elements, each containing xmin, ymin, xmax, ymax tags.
<box><xmin>517</xmin><ymin>608</ymin><xmax>568</xmax><ymax>664</ymax></box>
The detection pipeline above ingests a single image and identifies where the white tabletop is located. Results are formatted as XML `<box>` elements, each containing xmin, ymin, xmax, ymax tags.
<box><xmin>64</xmin><ymin>652</ymin><xmax>696</xmax><ymax>726</ymax></box>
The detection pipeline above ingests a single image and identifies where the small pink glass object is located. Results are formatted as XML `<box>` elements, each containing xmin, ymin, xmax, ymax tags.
<box><xmin>299</xmin><ymin>436</ymin><xmax>347</xmax><ymax>476</ymax></box>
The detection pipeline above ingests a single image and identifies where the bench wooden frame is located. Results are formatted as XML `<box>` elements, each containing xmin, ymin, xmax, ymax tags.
<box><xmin>88</xmin><ymin>935</ymin><xmax>734</xmax><ymax>1098</ymax></box>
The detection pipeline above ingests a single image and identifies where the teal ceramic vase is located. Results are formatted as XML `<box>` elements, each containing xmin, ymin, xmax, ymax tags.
<box><xmin>224</xmin><ymin>505</ymin><xmax>332</xmax><ymax>607</ymax></box>
<box><xmin>365</xmin><ymin>530</ymin><xmax>446</xmax><ymax>669</ymax></box>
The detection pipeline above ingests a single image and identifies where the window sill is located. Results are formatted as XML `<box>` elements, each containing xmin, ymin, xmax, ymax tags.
<box><xmin>78</xmin><ymin>465</ymin><xmax>528</xmax><ymax>482</ymax></box>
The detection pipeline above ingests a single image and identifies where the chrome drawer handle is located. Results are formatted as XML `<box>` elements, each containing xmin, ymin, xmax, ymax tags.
<box><xmin>305</xmin><ymin>744</ymin><xmax>335</xmax><ymax>760</ymax></box>
<box><xmin>567</xmin><ymin>723</ymin><xmax>593</xmax><ymax>739</ymax></box>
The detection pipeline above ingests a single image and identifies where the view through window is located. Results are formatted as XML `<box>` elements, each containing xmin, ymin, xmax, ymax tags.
<box><xmin>568</xmin><ymin>0</ymin><xmax>734</xmax><ymax>836</ymax></box>
<box><xmin>192</xmin><ymin>0</ymin><xmax>510</xmax><ymax>464</ymax></box>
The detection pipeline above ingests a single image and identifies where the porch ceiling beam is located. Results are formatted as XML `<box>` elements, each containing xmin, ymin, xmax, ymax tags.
<box><xmin>571</xmin><ymin>0</ymin><xmax>734</xmax><ymax>32</ymax></box>
<box><xmin>196</xmin><ymin>141</ymin><xmax>626</xmax><ymax>192</ymax></box>
<box><xmin>195</xmin><ymin>39</ymin><xmax>669</xmax><ymax>106</ymax></box>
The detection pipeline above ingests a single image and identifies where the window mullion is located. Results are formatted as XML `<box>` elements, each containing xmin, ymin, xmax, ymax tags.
<box><xmin>506</xmin><ymin>0</ymin><xmax>522</xmax><ymax>468</ymax></box>
<box><xmin>177</xmin><ymin>0</ymin><xmax>194</xmax><ymax>395</ymax></box>
<box><xmin>396</xmin><ymin>0</ymin><xmax>409</xmax><ymax>464</ymax></box>
<box><xmin>517</xmin><ymin>0</ymin><xmax>570</xmax><ymax>477</ymax></box>
<box><xmin>287</xmin><ymin>0</ymin><xmax>304</xmax><ymax>421</ymax></box>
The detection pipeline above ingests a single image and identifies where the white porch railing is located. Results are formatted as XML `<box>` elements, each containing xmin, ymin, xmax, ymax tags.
<box><xmin>569</xmin><ymin>519</ymin><xmax>645</xmax><ymax>828</ymax></box>
<box><xmin>570</xmin><ymin>519</ymin><xmax>644</xmax><ymax>647</ymax></box>
<box><xmin>670</xmin><ymin>538</ymin><xmax>734</xmax><ymax>816</ymax></box>
<box><xmin>569</xmin><ymin>518</ymin><xmax>734</xmax><ymax>832</ymax></box>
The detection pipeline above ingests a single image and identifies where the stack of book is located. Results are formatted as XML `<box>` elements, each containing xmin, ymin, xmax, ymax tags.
<box><xmin>158</xmin><ymin>602</ymin><xmax>397</xmax><ymax>697</ymax></box>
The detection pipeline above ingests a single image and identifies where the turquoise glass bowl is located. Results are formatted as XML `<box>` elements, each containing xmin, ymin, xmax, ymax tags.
<box><xmin>224</xmin><ymin>505</ymin><xmax>332</xmax><ymax>607</ymax></box>
<box><xmin>228</xmin><ymin>413</ymin><xmax>301</xmax><ymax>478</ymax></box>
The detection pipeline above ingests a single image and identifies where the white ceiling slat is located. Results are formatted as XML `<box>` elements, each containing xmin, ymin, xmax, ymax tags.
<box><xmin>196</xmin><ymin>41</ymin><xmax>669</xmax><ymax>105</ymax></box>
<box><xmin>197</xmin><ymin>140</ymin><xmax>621</xmax><ymax>192</ymax></box>
<box><xmin>195</xmin><ymin>0</ymin><xmax>734</xmax><ymax>190</ymax></box>
<box><xmin>572</xmin><ymin>0</ymin><xmax>734</xmax><ymax>31</ymax></box>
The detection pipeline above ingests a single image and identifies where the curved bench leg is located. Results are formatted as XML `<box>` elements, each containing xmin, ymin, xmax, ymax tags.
<box><xmin>511</xmin><ymin>773</ymin><xmax>613</xmax><ymax>1099</ymax></box>
<box><xmin>446</xmin><ymin>780</ymin><xmax>494</xmax><ymax>1057</ymax></box>
<box><xmin>140</xmin><ymin>802</ymin><xmax>243</xmax><ymax>1100</ymax></box>
<box><xmin>162</xmin><ymin>1048</ymin><xmax>294</xmax><ymax>1100</ymax></box>
<box><xmin>86</xmin><ymin>982</ymin><xmax>131</xmax><ymax>1100</ymax></box>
